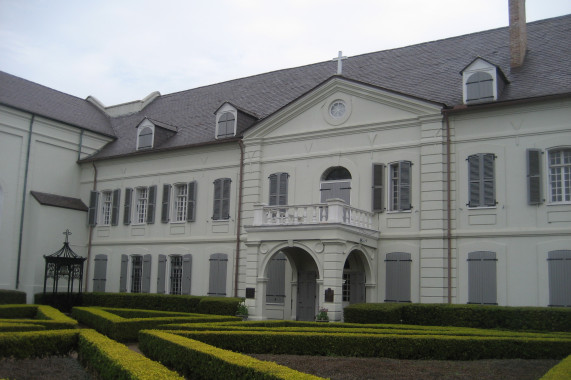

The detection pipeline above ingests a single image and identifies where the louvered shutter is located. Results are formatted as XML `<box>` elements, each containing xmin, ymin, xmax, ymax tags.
<box><xmin>398</xmin><ymin>161</ymin><xmax>411</xmax><ymax>211</ymax></box>
<box><xmin>93</xmin><ymin>254</ymin><xmax>107</xmax><ymax>292</ymax></box>
<box><xmin>111</xmin><ymin>189</ymin><xmax>120</xmax><ymax>226</ymax></box>
<box><xmin>266</xmin><ymin>252</ymin><xmax>286</xmax><ymax>303</ymax></box>
<box><xmin>372</xmin><ymin>164</ymin><xmax>384</xmax><ymax>212</ymax></box>
<box><xmin>350</xmin><ymin>272</ymin><xmax>366</xmax><ymax>304</ymax></box>
<box><xmin>385</xmin><ymin>252</ymin><xmax>411</xmax><ymax>302</ymax></box>
<box><xmin>123</xmin><ymin>188</ymin><xmax>132</xmax><ymax>225</ymax></box>
<box><xmin>187</xmin><ymin>182</ymin><xmax>197</xmax><ymax>222</ymax></box>
<box><xmin>482</xmin><ymin>154</ymin><xmax>495</xmax><ymax>206</ymax></box>
<box><xmin>269</xmin><ymin>174</ymin><xmax>278</xmax><ymax>206</ymax></box>
<box><xmin>182</xmin><ymin>254</ymin><xmax>192</xmax><ymax>295</ymax></box>
<box><xmin>222</xmin><ymin>179</ymin><xmax>231</xmax><ymax>219</ymax></box>
<box><xmin>157</xmin><ymin>254</ymin><xmax>166</xmax><ymax>294</ymax></box>
<box><xmin>147</xmin><ymin>185</ymin><xmax>157</xmax><ymax>224</ymax></box>
<box><xmin>142</xmin><ymin>254</ymin><xmax>152</xmax><ymax>293</ymax></box>
<box><xmin>213</xmin><ymin>179</ymin><xmax>222</xmax><ymax>220</ymax></box>
<box><xmin>161</xmin><ymin>184</ymin><xmax>171</xmax><ymax>223</ymax></box>
<box><xmin>468</xmin><ymin>251</ymin><xmax>497</xmax><ymax>305</ymax></box>
<box><xmin>468</xmin><ymin>155</ymin><xmax>481</xmax><ymax>207</ymax></box>
<box><xmin>547</xmin><ymin>250</ymin><xmax>571</xmax><ymax>307</ymax></box>
<box><xmin>527</xmin><ymin>149</ymin><xmax>542</xmax><ymax>205</ymax></box>
<box><xmin>269</xmin><ymin>173</ymin><xmax>288</xmax><ymax>206</ymax></box>
<box><xmin>119</xmin><ymin>254</ymin><xmax>128</xmax><ymax>292</ymax></box>
<box><xmin>88</xmin><ymin>191</ymin><xmax>99</xmax><ymax>226</ymax></box>
<box><xmin>208</xmin><ymin>253</ymin><xmax>227</xmax><ymax>296</ymax></box>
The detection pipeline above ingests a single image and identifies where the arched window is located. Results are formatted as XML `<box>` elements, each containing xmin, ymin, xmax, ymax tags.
<box><xmin>321</xmin><ymin>167</ymin><xmax>351</xmax><ymax>204</ymax></box>
<box><xmin>137</xmin><ymin>126</ymin><xmax>153</xmax><ymax>149</ymax></box>
<box><xmin>217</xmin><ymin>112</ymin><xmax>235</xmax><ymax>138</ymax></box>
<box><xmin>322</xmin><ymin>166</ymin><xmax>352</xmax><ymax>181</ymax></box>
<box><xmin>466</xmin><ymin>72</ymin><xmax>493</xmax><ymax>103</ymax></box>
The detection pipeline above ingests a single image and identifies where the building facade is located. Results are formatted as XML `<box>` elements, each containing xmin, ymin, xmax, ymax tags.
<box><xmin>1</xmin><ymin>1</ymin><xmax>570</xmax><ymax>320</ymax></box>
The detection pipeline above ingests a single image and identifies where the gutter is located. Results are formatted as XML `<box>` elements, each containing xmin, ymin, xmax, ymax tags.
<box><xmin>15</xmin><ymin>114</ymin><xmax>35</xmax><ymax>289</ymax></box>
<box><xmin>443</xmin><ymin>111</ymin><xmax>452</xmax><ymax>304</ymax></box>
<box><xmin>85</xmin><ymin>162</ymin><xmax>97</xmax><ymax>292</ymax></box>
<box><xmin>234</xmin><ymin>139</ymin><xmax>245</xmax><ymax>297</ymax></box>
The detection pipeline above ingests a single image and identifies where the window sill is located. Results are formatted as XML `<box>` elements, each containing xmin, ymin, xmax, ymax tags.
<box><xmin>466</xmin><ymin>206</ymin><xmax>497</xmax><ymax>210</ymax></box>
<box><xmin>546</xmin><ymin>202</ymin><xmax>571</xmax><ymax>207</ymax></box>
<box><xmin>386</xmin><ymin>210</ymin><xmax>412</xmax><ymax>214</ymax></box>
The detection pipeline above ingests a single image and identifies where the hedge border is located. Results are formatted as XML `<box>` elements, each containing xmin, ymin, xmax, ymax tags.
<box><xmin>139</xmin><ymin>330</ymin><xmax>325</xmax><ymax>380</ymax></box>
<box><xmin>344</xmin><ymin>303</ymin><xmax>571</xmax><ymax>332</ymax></box>
<box><xmin>0</xmin><ymin>305</ymin><xmax>77</xmax><ymax>330</ymax></box>
<box><xmin>71</xmin><ymin>306</ymin><xmax>240</xmax><ymax>342</ymax></box>
<box><xmin>167</xmin><ymin>329</ymin><xmax>571</xmax><ymax>360</ymax></box>
<box><xmin>540</xmin><ymin>353</ymin><xmax>571</xmax><ymax>380</ymax></box>
<box><xmin>0</xmin><ymin>290</ymin><xmax>26</xmax><ymax>305</ymax></box>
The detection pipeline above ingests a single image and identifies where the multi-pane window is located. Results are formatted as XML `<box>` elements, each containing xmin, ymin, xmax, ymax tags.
<box><xmin>135</xmin><ymin>187</ymin><xmax>148</xmax><ymax>223</ymax></box>
<box><xmin>213</xmin><ymin>178</ymin><xmax>231</xmax><ymax>220</ymax></box>
<box><xmin>389</xmin><ymin>161</ymin><xmax>411</xmax><ymax>211</ymax></box>
<box><xmin>548</xmin><ymin>149</ymin><xmax>571</xmax><ymax>203</ymax></box>
<box><xmin>101</xmin><ymin>191</ymin><xmax>113</xmax><ymax>225</ymax></box>
<box><xmin>217</xmin><ymin>112</ymin><xmax>235</xmax><ymax>138</ymax></box>
<box><xmin>170</xmin><ymin>255</ymin><xmax>183</xmax><ymax>295</ymax></box>
<box><xmin>467</xmin><ymin>153</ymin><xmax>495</xmax><ymax>207</ymax></box>
<box><xmin>131</xmin><ymin>255</ymin><xmax>143</xmax><ymax>293</ymax></box>
<box><xmin>342</xmin><ymin>273</ymin><xmax>351</xmax><ymax>302</ymax></box>
<box><xmin>174</xmin><ymin>184</ymin><xmax>188</xmax><ymax>222</ymax></box>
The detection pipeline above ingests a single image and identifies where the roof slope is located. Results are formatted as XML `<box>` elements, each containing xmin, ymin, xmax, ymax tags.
<box><xmin>4</xmin><ymin>15</ymin><xmax>571</xmax><ymax>161</ymax></box>
<box><xmin>0</xmin><ymin>71</ymin><xmax>114</xmax><ymax>137</ymax></box>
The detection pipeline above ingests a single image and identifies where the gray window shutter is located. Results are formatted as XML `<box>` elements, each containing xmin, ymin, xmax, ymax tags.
<box><xmin>350</xmin><ymin>272</ymin><xmax>366</xmax><ymax>304</ymax></box>
<box><xmin>385</xmin><ymin>252</ymin><xmax>411</xmax><ymax>302</ymax></box>
<box><xmin>208</xmin><ymin>253</ymin><xmax>228</xmax><ymax>296</ymax></box>
<box><xmin>111</xmin><ymin>189</ymin><xmax>121</xmax><ymax>226</ymax></box>
<box><xmin>222</xmin><ymin>179</ymin><xmax>231</xmax><ymax>219</ymax></box>
<box><xmin>398</xmin><ymin>161</ymin><xmax>411</xmax><ymax>211</ymax></box>
<box><xmin>142</xmin><ymin>254</ymin><xmax>152</xmax><ymax>293</ymax></box>
<box><xmin>482</xmin><ymin>154</ymin><xmax>495</xmax><ymax>206</ymax></box>
<box><xmin>88</xmin><ymin>191</ymin><xmax>99</xmax><ymax>226</ymax></box>
<box><xmin>213</xmin><ymin>179</ymin><xmax>231</xmax><ymax>220</ymax></box>
<box><xmin>547</xmin><ymin>250</ymin><xmax>571</xmax><ymax>307</ymax></box>
<box><xmin>93</xmin><ymin>254</ymin><xmax>108</xmax><ymax>292</ymax></box>
<box><xmin>527</xmin><ymin>149</ymin><xmax>542</xmax><ymax>205</ymax></box>
<box><xmin>147</xmin><ymin>185</ymin><xmax>157</xmax><ymax>224</ymax></box>
<box><xmin>468</xmin><ymin>251</ymin><xmax>497</xmax><ymax>305</ymax></box>
<box><xmin>269</xmin><ymin>173</ymin><xmax>288</xmax><ymax>206</ymax></box>
<box><xmin>187</xmin><ymin>182</ymin><xmax>197</xmax><ymax>222</ymax></box>
<box><xmin>161</xmin><ymin>184</ymin><xmax>171</xmax><ymax>223</ymax></box>
<box><xmin>266</xmin><ymin>252</ymin><xmax>286</xmax><ymax>303</ymax></box>
<box><xmin>119</xmin><ymin>254</ymin><xmax>128</xmax><ymax>292</ymax></box>
<box><xmin>123</xmin><ymin>188</ymin><xmax>132</xmax><ymax>225</ymax></box>
<box><xmin>372</xmin><ymin>164</ymin><xmax>384</xmax><ymax>212</ymax></box>
<box><xmin>157</xmin><ymin>254</ymin><xmax>167</xmax><ymax>294</ymax></box>
<box><xmin>468</xmin><ymin>154</ymin><xmax>481</xmax><ymax>207</ymax></box>
<box><xmin>182</xmin><ymin>254</ymin><xmax>192</xmax><ymax>295</ymax></box>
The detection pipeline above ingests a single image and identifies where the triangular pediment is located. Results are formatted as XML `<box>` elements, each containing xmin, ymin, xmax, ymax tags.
<box><xmin>245</xmin><ymin>77</ymin><xmax>442</xmax><ymax>140</ymax></box>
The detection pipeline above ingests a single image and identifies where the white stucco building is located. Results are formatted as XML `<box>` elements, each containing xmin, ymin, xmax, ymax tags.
<box><xmin>1</xmin><ymin>1</ymin><xmax>569</xmax><ymax>320</ymax></box>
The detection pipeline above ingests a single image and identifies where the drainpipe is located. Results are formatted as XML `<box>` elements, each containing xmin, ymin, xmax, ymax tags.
<box><xmin>15</xmin><ymin>114</ymin><xmax>35</xmax><ymax>289</ymax></box>
<box><xmin>443</xmin><ymin>111</ymin><xmax>452</xmax><ymax>304</ymax></box>
<box><xmin>234</xmin><ymin>139</ymin><xmax>245</xmax><ymax>298</ymax></box>
<box><xmin>85</xmin><ymin>161</ymin><xmax>97</xmax><ymax>292</ymax></box>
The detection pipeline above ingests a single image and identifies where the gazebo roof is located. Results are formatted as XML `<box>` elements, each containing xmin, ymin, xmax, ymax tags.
<box><xmin>44</xmin><ymin>229</ymin><xmax>86</xmax><ymax>262</ymax></box>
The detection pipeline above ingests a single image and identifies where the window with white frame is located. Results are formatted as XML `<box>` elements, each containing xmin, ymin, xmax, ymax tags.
<box><xmin>217</xmin><ymin>112</ymin><xmax>235</xmax><ymax>138</ymax></box>
<box><xmin>467</xmin><ymin>153</ymin><xmax>496</xmax><ymax>207</ymax></box>
<box><xmin>135</xmin><ymin>187</ymin><xmax>148</xmax><ymax>224</ymax></box>
<box><xmin>131</xmin><ymin>255</ymin><xmax>143</xmax><ymax>293</ymax></box>
<box><xmin>548</xmin><ymin>148</ymin><xmax>571</xmax><ymax>203</ymax></box>
<box><xmin>389</xmin><ymin>161</ymin><xmax>411</xmax><ymax>211</ymax></box>
<box><xmin>170</xmin><ymin>255</ymin><xmax>183</xmax><ymax>295</ymax></box>
<box><xmin>174</xmin><ymin>184</ymin><xmax>188</xmax><ymax>222</ymax></box>
<box><xmin>101</xmin><ymin>191</ymin><xmax>113</xmax><ymax>225</ymax></box>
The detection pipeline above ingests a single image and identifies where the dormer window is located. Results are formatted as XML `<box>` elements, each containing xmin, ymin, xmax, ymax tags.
<box><xmin>217</xmin><ymin>112</ymin><xmax>236</xmax><ymax>138</ymax></box>
<box><xmin>137</xmin><ymin>126</ymin><xmax>153</xmax><ymax>149</ymax></box>
<box><xmin>461</xmin><ymin>58</ymin><xmax>507</xmax><ymax>105</ymax></box>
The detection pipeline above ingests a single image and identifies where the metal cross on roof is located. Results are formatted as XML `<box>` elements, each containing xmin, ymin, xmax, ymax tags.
<box><xmin>332</xmin><ymin>51</ymin><xmax>347</xmax><ymax>75</ymax></box>
<box><xmin>63</xmin><ymin>229</ymin><xmax>72</xmax><ymax>243</ymax></box>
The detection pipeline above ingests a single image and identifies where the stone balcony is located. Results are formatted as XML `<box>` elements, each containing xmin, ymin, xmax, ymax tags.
<box><xmin>252</xmin><ymin>198</ymin><xmax>377</xmax><ymax>231</ymax></box>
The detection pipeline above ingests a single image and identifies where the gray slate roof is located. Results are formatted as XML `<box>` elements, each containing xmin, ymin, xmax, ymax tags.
<box><xmin>30</xmin><ymin>191</ymin><xmax>88</xmax><ymax>212</ymax></box>
<box><xmin>3</xmin><ymin>15</ymin><xmax>570</xmax><ymax>161</ymax></box>
<box><xmin>0</xmin><ymin>72</ymin><xmax>114</xmax><ymax>137</ymax></box>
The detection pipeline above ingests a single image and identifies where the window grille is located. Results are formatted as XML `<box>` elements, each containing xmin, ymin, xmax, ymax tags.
<box><xmin>131</xmin><ymin>256</ymin><xmax>143</xmax><ymax>293</ymax></box>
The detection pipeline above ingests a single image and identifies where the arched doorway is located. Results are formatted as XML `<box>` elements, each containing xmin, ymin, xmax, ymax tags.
<box><xmin>342</xmin><ymin>250</ymin><xmax>367</xmax><ymax>306</ymax></box>
<box><xmin>264</xmin><ymin>247</ymin><xmax>320</xmax><ymax>321</ymax></box>
<box><xmin>320</xmin><ymin>166</ymin><xmax>352</xmax><ymax>204</ymax></box>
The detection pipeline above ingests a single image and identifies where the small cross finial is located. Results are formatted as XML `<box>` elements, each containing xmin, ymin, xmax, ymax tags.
<box><xmin>332</xmin><ymin>51</ymin><xmax>347</xmax><ymax>75</ymax></box>
<box><xmin>63</xmin><ymin>229</ymin><xmax>72</xmax><ymax>243</ymax></box>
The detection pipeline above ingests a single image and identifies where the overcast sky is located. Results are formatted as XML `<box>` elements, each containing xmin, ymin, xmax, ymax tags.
<box><xmin>1</xmin><ymin>0</ymin><xmax>570</xmax><ymax>106</ymax></box>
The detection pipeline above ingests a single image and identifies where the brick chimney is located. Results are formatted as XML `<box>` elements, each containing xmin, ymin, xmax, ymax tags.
<box><xmin>509</xmin><ymin>0</ymin><xmax>527</xmax><ymax>67</ymax></box>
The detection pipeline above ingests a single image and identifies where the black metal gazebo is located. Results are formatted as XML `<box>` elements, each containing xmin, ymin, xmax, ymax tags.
<box><xmin>43</xmin><ymin>229</ymin><xmax>86</xmax><ymax>295</ymax></box>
